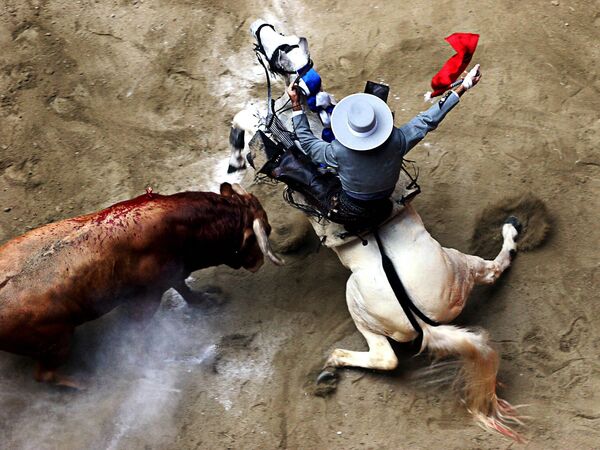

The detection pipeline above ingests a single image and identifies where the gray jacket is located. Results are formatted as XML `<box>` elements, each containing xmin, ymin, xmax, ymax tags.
<box><xmin>291</xmin><ymin>92</ymin><xmax>460</xmax><ymax>200</ymax></box>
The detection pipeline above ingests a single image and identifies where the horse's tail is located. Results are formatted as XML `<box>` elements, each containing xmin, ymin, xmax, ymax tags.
<box><xmin>420</xmin><ymin>324</ymin><xmax>525</xmax><ymax>442</ymax></box>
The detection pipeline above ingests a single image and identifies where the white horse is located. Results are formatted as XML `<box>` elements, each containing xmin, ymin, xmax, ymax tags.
<box><xmin>227</xmin><ymin>20</ymin><xmax>524</xmax><ymax>441</ymax></box>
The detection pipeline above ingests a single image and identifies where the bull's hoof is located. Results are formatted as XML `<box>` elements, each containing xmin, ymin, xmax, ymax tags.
<box><xmin>36</xmin><ymin>369</ymin><xmax>88</xmax><ymax>391</ymax></box>
<box><xmin>504</xmin><ymin>216</ymin><xmax>523</xmax><ymax>235</ymax></box>
<box><xmin>56</xmin><ymin>377</ymin><xmax>88</xmax><ymax>391</ymax></box>
<box><xmin>227</xmin><ymin>164</ymin><xmax>239</xmax><ymax>174</ymax></box>
<box><xmin>316</xmin><ymin>367</ymin><xmax>338</xmax><ymax>384</ymax></box>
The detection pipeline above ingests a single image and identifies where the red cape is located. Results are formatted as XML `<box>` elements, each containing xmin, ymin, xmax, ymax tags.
<box><xmin>429</xmin><ymin>33</ymin><xmax>479</xmax><ymax>98</ymax></box>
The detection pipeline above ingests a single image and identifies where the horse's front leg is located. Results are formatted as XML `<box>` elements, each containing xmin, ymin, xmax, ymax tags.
<box><xmin>227</xmin><ymin>109</ymin><xmax>260</xmax><ymax>173</ymax></box>
<box><xmin>227</xmin><ymin>126</ymin><xmax>246</xmax><ymax>173</ymax></box>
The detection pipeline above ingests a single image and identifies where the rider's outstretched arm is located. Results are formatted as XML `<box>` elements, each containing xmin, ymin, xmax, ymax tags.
<box><xmin>291</xmin><ymin>112</ymin><xmax>339</xmax><ymax>169</ymax></box>
<box><xmin>399</xmin><ymin>64</ymin><xmax>481</xmax><ymax>156</ymax></box>
<box><xmin>398</xmin><ymin>91</ymin><xmax>460</xmax><ymax>155</ymax></box>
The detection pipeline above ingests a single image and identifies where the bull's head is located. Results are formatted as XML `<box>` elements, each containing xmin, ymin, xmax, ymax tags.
<box><xmin>220</xmin><ymin>182</ymin><xmax>283</xmax><ymax>272</ymax></box>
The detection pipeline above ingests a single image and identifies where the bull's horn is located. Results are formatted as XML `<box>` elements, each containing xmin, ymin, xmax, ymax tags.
<box><xmin>252</xmin><ymin>219</ymin><xmax>284</xmax><ymax>266</ymax></box>
<box><xmin>232</xmin><ymin>183</ymin><xmax>248</xmax><ymax>196</ymax></box>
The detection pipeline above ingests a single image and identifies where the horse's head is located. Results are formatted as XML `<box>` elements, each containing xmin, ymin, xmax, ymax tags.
<box><xmin>271</xmin><ymin>37</ymin><xmax>310</xmax><ymax>76</ymax></box>
<box><xmin>250</xmin><ymin>19</ymin><xmax>310</xmax><ymax>77</ymax></box>
<box><xmin>227</xmin><ymin>21</ymin><xmax>311</xmax><ymax>174</ymax></box>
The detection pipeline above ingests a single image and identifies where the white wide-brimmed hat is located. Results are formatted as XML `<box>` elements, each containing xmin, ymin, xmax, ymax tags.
<box><xmin>330</xmin><ymin>93</ymin><xmax>394</xmax><ymax>151</ymax></box>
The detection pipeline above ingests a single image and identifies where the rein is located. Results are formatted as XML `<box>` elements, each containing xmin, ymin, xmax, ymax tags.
<box><xmin>254</xmin><ymin>23</ymin><xmax>314</xmax><ymax>124</ymax></box>
<box><xmin>374</xmin><ymin>231</ymin><xmax>440</xmax><ymax>336</ymax></box>
<box><xmin>253</xmin><ymin>22</ymin><xmax>275</xmax><ymax>56</ymax></box>
<box><xmin>255</xmin><ymin>50</ymin><xmax>274</xmax><ymax>119</ymax></box>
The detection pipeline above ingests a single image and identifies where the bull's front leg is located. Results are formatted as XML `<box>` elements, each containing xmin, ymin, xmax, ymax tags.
<box><xmin>122</xmin><ymin>292</ymin><xmax>163</xmax><ymax>355</ymax></box>
<box><xmin>172</xmin><ymin>279</ymin><xmax>224</xmax><ymax>306</ymax></box>
<box><xmin>125</xmin><ymin>293</ymin><xmax>162</xmax><ymax>323</ymax></box>
<box><xmin>34</xmin><ymin>325</ymin><xmax>84</xmax><ymax>390</ymax></box>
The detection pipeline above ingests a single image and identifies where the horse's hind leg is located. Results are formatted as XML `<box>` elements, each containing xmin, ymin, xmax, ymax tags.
<box><xmin>465</xmin><ymin>216</ymin><xmax>521</xmax><ymax>285</ymax></box>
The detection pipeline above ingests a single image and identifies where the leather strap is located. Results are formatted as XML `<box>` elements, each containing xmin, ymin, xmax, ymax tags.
<box><xmin>374</xmin><ymin>231</ymin><xmax>441</xmax><ymax>335</ymax></box>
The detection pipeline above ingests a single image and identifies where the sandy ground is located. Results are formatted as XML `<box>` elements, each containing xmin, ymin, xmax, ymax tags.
<box><xmin>1</xmin><ymin>0</ymin><xmax>600</xmax><ymax>448</ymax></box>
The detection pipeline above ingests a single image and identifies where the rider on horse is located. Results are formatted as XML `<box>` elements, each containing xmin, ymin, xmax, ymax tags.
<box><xmin>286</xmin><ymin>65</ymin><xmax>482</xmax><ymax>231</ymax></box>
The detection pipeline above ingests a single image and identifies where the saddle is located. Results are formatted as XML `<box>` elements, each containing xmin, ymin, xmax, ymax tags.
<box><xmin>250</xmin><ymin>130</ymin><xmax>340</xmax><ymax>216</ymax></box>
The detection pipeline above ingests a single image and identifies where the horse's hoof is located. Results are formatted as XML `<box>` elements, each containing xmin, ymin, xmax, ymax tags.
<box><xmin>227</xmin><ymin>164</ymin><xmax>239</xmax><ymax>174</ymax></box>
<box><xmin>504</xmin><ymin>216</ymin><xmax>522</xmax><ymax>234</ymax></box>
<box><xmin>317</xmin><ymin>367</ymin><xmax>338</xmax><ymax>384</ymax></box>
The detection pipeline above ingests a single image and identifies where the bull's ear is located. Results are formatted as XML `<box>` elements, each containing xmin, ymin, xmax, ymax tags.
<box><xmin>220</xmin><ymin>182</ymin><xmax>234</xmax><ymax>197</ymax></box>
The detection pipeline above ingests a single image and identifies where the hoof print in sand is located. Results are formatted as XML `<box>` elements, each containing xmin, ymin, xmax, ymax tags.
<box><xmin>212</xmin><ymin>333</ymin><xmax>258</xmax><ymax>374</ymax></box>
<box><xmin>471</xmin><ymin>193</ymin><xmax>551</xmax><ymax>259</ymax></box>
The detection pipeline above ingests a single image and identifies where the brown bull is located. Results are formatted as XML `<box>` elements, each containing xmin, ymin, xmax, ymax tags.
<box><xmin>0</xmin><ymin>182</ymin><xmax>282</xmax><ymax>387</ymax></box>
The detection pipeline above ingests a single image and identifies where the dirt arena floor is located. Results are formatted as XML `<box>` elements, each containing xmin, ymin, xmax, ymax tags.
<box><xmin>1</xmin><ymin>0</ymin><xmax>599</xmax><ymax>448</ymax></box>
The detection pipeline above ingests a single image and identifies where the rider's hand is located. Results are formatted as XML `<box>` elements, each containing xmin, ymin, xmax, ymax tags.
<box><xmin>287</xmin><ymin>81</ymin><xmax>303</xmax><ymax>111</ymax></box>
<box><xmin>462</xmin><ymin>64</ymin><xmax>481</xmax><ymax>90</ymax></box>
<box><xmin>453</xmin><ymin>64</ymin><xmax>481</xmax><ymax>97</ymax></box>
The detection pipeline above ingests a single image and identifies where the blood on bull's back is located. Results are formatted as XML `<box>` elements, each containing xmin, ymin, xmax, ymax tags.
<box><xmin>0</xmin><ymin>195</ymin><xmax>170</xmax><ymax>356</ymax></box>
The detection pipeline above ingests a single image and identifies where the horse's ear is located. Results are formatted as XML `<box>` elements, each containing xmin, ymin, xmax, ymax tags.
<box><xmin>274</xmin><ymin>50</ymin><xmax>295</xmax><ymax>75</ymax></box>
<box><xmin>220</xmin><ymin>182</ymin><xmax>234</xmax><ymax>197</ymax></box>
<box><xmin>298</xmin><ymin>37</ymin><xmax>309</xmax><ymax>55</ymax></box>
